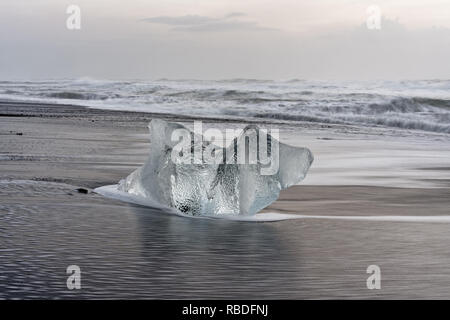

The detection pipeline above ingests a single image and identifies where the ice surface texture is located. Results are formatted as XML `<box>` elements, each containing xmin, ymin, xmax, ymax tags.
<box><xmin>118</xmin><ymin>120</ymin><xmax>313</xmax><ymax>216</ymax></box>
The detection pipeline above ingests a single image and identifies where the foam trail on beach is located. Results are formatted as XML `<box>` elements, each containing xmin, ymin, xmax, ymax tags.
<box><xmin>277</xmin><ymin>214</ymin><xmax>450</xmax><ymax>223</ymax></box>
<box><xmin>95</xmin><ymin>185</ymin><xmax>450</xmax><ymax>223</ymax></box>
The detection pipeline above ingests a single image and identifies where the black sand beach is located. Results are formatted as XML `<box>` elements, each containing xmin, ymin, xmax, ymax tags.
<box><xmin>1</xmin><ymin>101</ymin><xmax>450</xmax><ymax>299</ymax></box>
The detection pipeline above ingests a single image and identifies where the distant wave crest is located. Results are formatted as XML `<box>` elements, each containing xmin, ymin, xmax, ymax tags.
<box><xmin>44</xmin><ymin>91</ymin><xmax>109</xmax><ymax>100</ymax></box>
<box><xmin>1</xmin><ymin>79</ymin><xmax>450</xmax><ymax>134</ymax></box>
<box><xmin>252</xmin><ymin>97</ymin><xmax>450</xmax><ymax>133</ymax></box>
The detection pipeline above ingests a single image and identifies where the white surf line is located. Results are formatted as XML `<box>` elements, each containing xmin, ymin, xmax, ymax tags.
<box><xmin>95</xmin><ymin>185</ymin><xmax>450</xmax><ymax>223</ymax></box>
<box><xmin>274</xmin><ymin>214</ymin><xmax>450</xmax><ymax>223</ymax></box>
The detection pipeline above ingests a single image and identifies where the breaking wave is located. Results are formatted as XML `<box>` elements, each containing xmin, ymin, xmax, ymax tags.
<box><xmin>1</xmin><ymin>79</ymin><xmax>450</xmax><ymax>134</ymax></box>
<box><xmin>251</xmin><ymin>97</ymin><xmax>450</xmax><ymax>133</ymax></box>
<box><xmin>44</xmin><ymin>91</ymin><xmax>110</xmax><ymax>100</ymax></box>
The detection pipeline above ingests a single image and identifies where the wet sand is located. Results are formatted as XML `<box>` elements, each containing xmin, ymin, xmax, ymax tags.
<box><xmin>1</xmin><ymin>101</ymin><xmax>450</xmax><ymax>299</ymax></box>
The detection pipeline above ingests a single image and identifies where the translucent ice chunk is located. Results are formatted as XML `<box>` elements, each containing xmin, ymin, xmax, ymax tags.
<box><xmin>118</xmin><ymin>119</ymin><xmax>313</xmax><ymax>216</ymax></box>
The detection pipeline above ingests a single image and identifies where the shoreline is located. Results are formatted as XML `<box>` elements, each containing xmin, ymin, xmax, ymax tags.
<box><xmin>3</xmin><ymin>99</ymin><xmax>450</xmax><ymax>140</ymax></box>
<box><xmin>1</xmin><ymin>102</ymin><xmax>449</xmax><ymax>217</ymax></box>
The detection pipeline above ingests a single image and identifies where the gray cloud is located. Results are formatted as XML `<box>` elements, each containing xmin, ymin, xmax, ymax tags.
<box><xmin>141</xmin><ymin>15</ymin><xmax>216</xmax><ymax>26</ymax></box>
<box><xmin>173</xmin><ymin>21</ymin><xmax>276</xmax><ymax>32</ymax></box>
<box><xmin>141</xmin><ymin>12</ymin><xmax>273</xmax><ymax>32</ymax></box>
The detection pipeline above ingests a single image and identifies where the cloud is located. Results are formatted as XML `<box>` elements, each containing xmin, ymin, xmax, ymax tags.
<box><xmin>141</xmin><ymin>12</ymin><xmax>273</xmax><ymax>32</ymax></box>
<box><xmin>141</xmin><ymin>15</ymin><xmax>216</xmax><ymax>26</ymax></box>
<box><xmin>173</xmin><ymin>21</ymin><xmax>275</xmax><ymax>32</ymax></box>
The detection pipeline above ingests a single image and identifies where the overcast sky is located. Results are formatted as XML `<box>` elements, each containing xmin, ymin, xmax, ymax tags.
<box><xmin>1</xmin><ymin>0</ymin><xmax>450</xmax><ymax>80</ymax></box>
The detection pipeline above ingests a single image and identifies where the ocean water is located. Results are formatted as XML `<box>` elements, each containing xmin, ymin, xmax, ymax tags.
<box><xmin>1</xmin><ymin>79</ymin><xmax>450</xmax><ymax>134</ymax></box>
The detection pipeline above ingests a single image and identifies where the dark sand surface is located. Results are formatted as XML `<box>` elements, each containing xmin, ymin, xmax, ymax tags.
<box><xmin>1</xmin><ymin>101</ymin><xmax>450</xmax><ymax>299</ymax></box>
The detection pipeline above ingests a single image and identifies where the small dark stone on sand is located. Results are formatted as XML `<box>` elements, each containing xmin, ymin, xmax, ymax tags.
<box><xmin>76</xmin><ymin>187</ymin><xmax>90</xmax><ymax>194</ymax></box>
